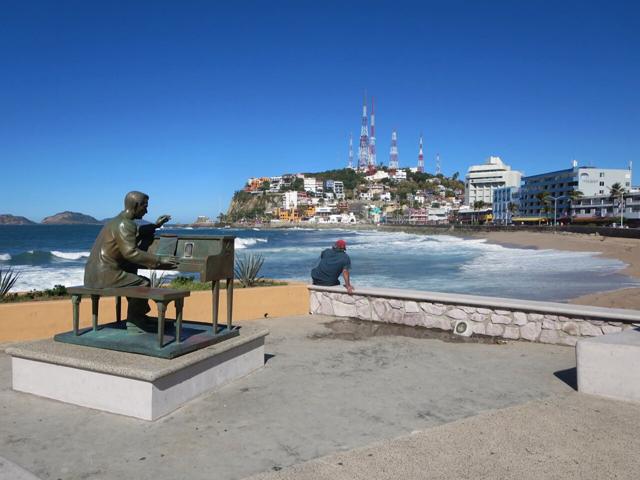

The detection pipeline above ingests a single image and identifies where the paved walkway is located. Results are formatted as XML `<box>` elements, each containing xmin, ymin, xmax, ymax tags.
<box><xmin>0</xmin><ymin>314</ymin><xmax>621</xmax><ymax>480</ymax></box>
<box><xmin>248</xmin><ymin>393</ymin><xmax>640</xmax><ymax>480</ymax></box>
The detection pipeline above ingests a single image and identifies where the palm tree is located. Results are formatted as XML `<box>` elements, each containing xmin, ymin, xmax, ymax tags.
<box><xmin>566</xmin><ymin>190</ymin><xmax>583</xmax><ymax>222</ymax></box>
<box><xmin>536</xmin><ymin>191</ymin><xmax>552</xmax><ymax>222</ymax></box>
<box><xmin>609</xmin><ymin>182</ymin><xmax>626</xmax><ymax>225</ymax></box>
<box><xmin>507</xmin><ymin>202</ymin><xmax>518</xmax><ymax>225</ymax></box>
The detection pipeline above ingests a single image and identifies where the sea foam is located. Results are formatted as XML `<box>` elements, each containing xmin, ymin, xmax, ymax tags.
<box><xmin>51</xmin><ymin>251</ymin><xmax>91</xmax><ymax>260</ymax></box>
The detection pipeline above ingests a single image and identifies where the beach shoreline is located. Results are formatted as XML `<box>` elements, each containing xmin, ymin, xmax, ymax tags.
<box><xmin>229</xmin><ymin>224</ymin><xmax>640</xmax><ymax>309</ymax></box>
<box><xmin>475</xmin><ymin>231</ymin><xmax>640</xmax><ymax>310</ymax></box>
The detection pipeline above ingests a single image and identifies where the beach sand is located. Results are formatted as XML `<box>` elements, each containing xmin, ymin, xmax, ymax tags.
<box><xmin>476</xmin><ymin>231</ymin><xmax>640</xmax><ymax>310</ymax></box>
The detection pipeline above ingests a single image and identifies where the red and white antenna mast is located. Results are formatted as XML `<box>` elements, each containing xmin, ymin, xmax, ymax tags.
<box><xmin>389</xmin><ymin>129</ymin><xmax>399</xmax><ymax>174</ymax></box>
<box><xmin>348</xmin><ymin>133</ymin><xmax>354</xmax><ymax>169</ymax></box>
<box><xmin>417</xmin><ymin>134</ymin><xmax>424</xmax><ymax>173</ymax></box>
<box><xmin>368</xmin><ymin>97</ymin><xmax>377</xmax><ymax>174</ymax></box>
<box><xmin>357</xmin><ymin>93</ymin><xmax>369</xmax><ymax>171</ymax></box>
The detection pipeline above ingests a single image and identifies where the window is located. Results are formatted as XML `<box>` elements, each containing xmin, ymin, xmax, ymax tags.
<box><xmin>599</xmin><ymin>172</ymin><xmax>605</xmax><ymax>177</ymax></box>
<box><xmin>599</xmin><ymin>181</ymin><xmax>604</xmax><ymax>186</ymax></box>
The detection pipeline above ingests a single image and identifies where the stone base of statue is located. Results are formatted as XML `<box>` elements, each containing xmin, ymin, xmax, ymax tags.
<box><xmin>6</xmin><ymin>326</ymin><xmax>268</xmax><ymax>420</ymax></box>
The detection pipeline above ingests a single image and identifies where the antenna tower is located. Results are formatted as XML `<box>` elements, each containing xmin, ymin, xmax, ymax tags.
<box><xmin>357</xmin><ymin>94</ymin><xmax>370</xmax><ymax>171</ymax></box>
<box><xmin>417</xmin><ymin>134</ymin><xmax>424</xmax><ymax>173</ymax></box>
<box><xmin>348</xmin><ymin>133</ymin><xmax>354</xmax><ymax>169</ymax></box>
<box><xmin>435</xmin><ymin>153</ymin><xmax>441</xmax><ymax>175</ymax></box>
<box><xmin>389</xmin><ymin>129</ymin><xmax>399</xmax><ymax>174</ymax></box>
<box><xmin>368</xmin><ymin>97</ymin><xmax>377</xmax><ymax>174</ymax></box>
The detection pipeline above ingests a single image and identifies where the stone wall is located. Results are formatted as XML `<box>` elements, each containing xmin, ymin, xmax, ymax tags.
<box><xmin>309</xmin><ymin>286</ymin><xmax>640</xmax><ymax>346</ymax></box>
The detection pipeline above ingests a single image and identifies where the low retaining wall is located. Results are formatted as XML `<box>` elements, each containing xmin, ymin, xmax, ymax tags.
<box><xmin>308</xmin><ymin>286</ymin><xmax>640</xmax><ymax>346</ymax></box>
<box><xmin>0</xmin><ymin>284</ymin><xmax>309</xmax><ymax>343</ymax></box>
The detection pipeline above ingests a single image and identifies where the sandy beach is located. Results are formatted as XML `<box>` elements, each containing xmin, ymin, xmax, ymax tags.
<box><xmin>476</xmin><ymin>231</ymin><xmax>640</xmax><ymax>310</ymax></box>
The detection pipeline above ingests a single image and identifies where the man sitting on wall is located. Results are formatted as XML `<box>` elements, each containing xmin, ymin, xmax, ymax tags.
<box><xmin>311</xmin><ymin>239</ymin><xmax>354</xmax><ymax>295</ymax></box>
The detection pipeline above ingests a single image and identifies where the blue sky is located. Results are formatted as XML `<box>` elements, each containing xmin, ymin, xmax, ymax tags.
<box><xmin>1</xmin><ymin>0</ymin><xmax>638</xmax><ymax>223</ymax></box>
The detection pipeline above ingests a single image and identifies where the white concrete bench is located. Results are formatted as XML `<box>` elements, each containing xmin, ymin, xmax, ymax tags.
<box><xmin>577</xmin><ymin>328</ymin><xmax>640</xmax><ymax>403</ymax></box>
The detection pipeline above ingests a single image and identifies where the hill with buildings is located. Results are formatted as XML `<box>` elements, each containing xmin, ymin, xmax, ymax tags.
<box><xmin>222</xmin><ymin>167</ymin><xmax>465</xmax><ymax>225</ymax></box>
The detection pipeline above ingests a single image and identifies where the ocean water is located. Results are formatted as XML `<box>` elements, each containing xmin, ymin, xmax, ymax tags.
<box><xmin>0</xmin><ymin>225</ymin><xmax>637</xmax><ymax>302</ymax></box>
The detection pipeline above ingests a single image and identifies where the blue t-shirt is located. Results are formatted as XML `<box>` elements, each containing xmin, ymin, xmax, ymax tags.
<box><xmin>311</xmin><ymin>248</ymin><xmax>351</xmax><ymax>286</ymax></box>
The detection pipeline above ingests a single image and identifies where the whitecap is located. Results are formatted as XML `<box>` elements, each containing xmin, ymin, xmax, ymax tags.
<box><xmin>51</xmin><ymin>251</ymin><xmax>91</xmax><ymax>260</ymax></box>
<box><xmin>235</xmin><ymin>238</ymin><xmax>268</xmax><ymax>249</ymax></box>
<box><xmin>0</xmin><ymin>253</ymin><xmax>11</xmax><ymax>261</ymax></box>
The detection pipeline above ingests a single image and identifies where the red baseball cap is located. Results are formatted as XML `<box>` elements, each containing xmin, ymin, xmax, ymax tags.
<box><xmin>334</xmin><ymin>239</ymin><xmax>347</xmax><ymax>250</ymax></box>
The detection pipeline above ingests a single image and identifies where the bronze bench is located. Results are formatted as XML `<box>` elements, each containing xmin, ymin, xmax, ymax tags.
<box><xmin>67</xmin><ymin>286</ymin><xmax>191</xmax><ymax>348</ymax></box>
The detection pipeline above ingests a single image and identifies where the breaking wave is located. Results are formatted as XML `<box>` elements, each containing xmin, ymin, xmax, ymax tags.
<box><xmin>235</xmin><ymin>237</ymin><xmax>268</xmax><ymax>249</ymax></box>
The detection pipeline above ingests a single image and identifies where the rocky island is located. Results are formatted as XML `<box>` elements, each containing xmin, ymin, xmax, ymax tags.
<box><xmin>0</xmin><ymin>214</ymin><xmax>36</xmax><ymax>225</ymax></box>
<box><xmin>40</xmin><ymin>211</ymin><xmax>102</xmax><ymax>225</ymax></box>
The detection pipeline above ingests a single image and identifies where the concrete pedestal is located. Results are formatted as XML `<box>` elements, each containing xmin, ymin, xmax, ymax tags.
<box><xmin>577</xmin><ymin>328</ymin><xmax>640</xmax><ymax>403</ymax></box>
<box><xmin>6</xmin><ymin>327</ymin><xmax>268</xmax><ymax>420</ymax></box>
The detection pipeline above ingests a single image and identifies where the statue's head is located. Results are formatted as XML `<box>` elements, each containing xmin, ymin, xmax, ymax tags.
<box><xmin>124</xmin><ymin>191</ymin><xmax>149</xmax><ymax>220</ymax></box>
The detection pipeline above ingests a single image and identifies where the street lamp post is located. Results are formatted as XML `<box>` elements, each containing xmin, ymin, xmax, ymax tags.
<box><xmin>549</xmin><ymin>196</ymin><xmax>566</xmax><ymax>227</ymax></box>
<box><xmin>619</xmin><ymin>193</ymin><xmax>625</xmax><ymax>228</ymax></box>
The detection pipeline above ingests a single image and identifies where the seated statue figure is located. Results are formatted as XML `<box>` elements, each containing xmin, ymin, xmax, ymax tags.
<box><xmin>84</xmin><ymin>191</ymin><xmax>178</xmax><ymax>328</ymax></box>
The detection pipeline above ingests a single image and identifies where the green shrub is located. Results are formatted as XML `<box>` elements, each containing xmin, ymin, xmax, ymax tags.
<box><xmin>0</xmin><ymin>268</ymin><xmax>20</xmax><ymax>300</ymax></box>
<box><xmin>234</xmin><ymin>253</ymin><xmax>265</xmax><ymax>288</ymax></box>
<box><xmin>149</xmin><ymin>270</ymin><xmax>166</xmax><ymax>288</ymax></box>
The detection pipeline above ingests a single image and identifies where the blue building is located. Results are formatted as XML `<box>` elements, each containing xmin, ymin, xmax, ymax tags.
<box><xmin>492</xmin><ymin>186</ymin><xmax>519</xmax><ymax>225</ymax></box>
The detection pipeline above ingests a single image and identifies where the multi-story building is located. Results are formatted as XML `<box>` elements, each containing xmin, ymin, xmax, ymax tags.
<box><xmin>519</xmin><ymin>163</ymin><xmax>632</xmax><ymax>219</ymax></box>
<box><xmin>492</xmin><ymin>186</ymin><xmax>519</xmax><ymax>225</ymax></box>
<box><xmin>282</xmin><ymin>191</ymin><xmax>298</xmax><ymax>210</ymax></box>
<box><xmin>570</xmin><ymin>189</ymin><xmax>640</xmax><ymax>226</ymax></box>
<box><xmin>333</xmin><ymin>181</ymin><xmax>345</xmax><ymax>199</ymax></box>
<box><xmin>303</xmin><ymin>177</ymin><xmax>317</xmax><ymax>193</ymax></box>
<box><xmin>464</xmin><ymin>156</ymin><xmax>522</xmax><ymax>206</ymax></box>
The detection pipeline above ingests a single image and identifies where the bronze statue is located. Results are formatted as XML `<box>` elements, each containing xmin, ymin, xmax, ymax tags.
<box><xmin>84</xmin><ymin>191</ymin><xmax>178</xmax><ymax>323</ymax></box>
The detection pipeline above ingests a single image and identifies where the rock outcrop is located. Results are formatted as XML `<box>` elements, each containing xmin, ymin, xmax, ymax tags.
<box><xmin>41</xmin><ymin>211</ymin><xmax>101</xmax><ymax>225</ymax></box>
<box><xmin>0</xmin><ymin>214</ymin><xmax>36</xmax><ymax>225</ymax></box>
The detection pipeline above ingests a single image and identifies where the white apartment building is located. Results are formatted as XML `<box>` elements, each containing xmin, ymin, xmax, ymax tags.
<box><xmin>303</xmin><ymin>177</ymin><xmax>316</xmax><ymax>193</ymax></box>
<box><xmin>464</xmin><ymin>156</ymin><xmax>522</xmax><ymax>206</ymax></box>
<box><xmin>519</xmin><ymin>163</ymin><xmax>633</xmax><ymax>218</ymax></box>
<box><xmin>282</xmin><ymin>191</ymin><xmax>298</xmax><ymax>209</ymax></box>
<box><xmin>333</xmin><ymin>181</ymin><xmax>345</xmax><ymax>199</ymax></box>
<box><xmin>389</xmin><ymin>169</ymin><xmax>407</xmax><ymax>181</ymax></box>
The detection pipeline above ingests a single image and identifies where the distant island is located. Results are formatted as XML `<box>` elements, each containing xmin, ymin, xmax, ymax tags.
<box><xmin>41</xmin><ymin>211</ymin><xmax>102</xmax><ymax>225</ymax></box>
<box><xmin>0</xmin><ymin>214</ymin><xmax>36</xmax><ymax>225</ymax></box>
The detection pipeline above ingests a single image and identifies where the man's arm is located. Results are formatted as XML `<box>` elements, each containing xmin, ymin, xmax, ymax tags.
<box><xmin>116</xmin><ymin>220</ymin><xmax>177</xmax><ymax>269</ymax></box>
<box><xmin>342</xmin><ymin>269</ymin><xmax>354</xmax><ymax>295</ymax></box>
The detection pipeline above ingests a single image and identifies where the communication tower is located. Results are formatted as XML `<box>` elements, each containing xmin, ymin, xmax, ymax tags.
<box><xmin>417</xmin><ymin>134</ymin><xmax>424</xmax><ymax>173</ymax></box>
<box><xmin>389</xmin><ymin>129</ymin><xmax>399</xmax><ymax>174</ymax></box>
<box><xmin>435</xmin><ymin>153</ymin><xmax>441</xmax><ymax>175</ymax></box>
<box><xmin>368</xmin><ymin>97</ymin><xmax>377</xmax><ymax>174</ymax></box>
<box><xmin>357</xmin><ymin>95</ymin><xmax>369</xmax><ymax>171</ymax></box>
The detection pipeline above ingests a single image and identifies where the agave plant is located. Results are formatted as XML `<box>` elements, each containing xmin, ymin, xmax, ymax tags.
<box><xmin>234</xmin><ymin>253</ymin><xmax>265</xmax><ymax>288</ymax></box>
<box><xmin>0</xmin><ymin>267</ymin><xmax>21</xmax><ymax>299</ymax></box>
<box><xmin>149</xmin><ymin>270</ymin><xmax>167</xmax><ymax>288</ymax></box>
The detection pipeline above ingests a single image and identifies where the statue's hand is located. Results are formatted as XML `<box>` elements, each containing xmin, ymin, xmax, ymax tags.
<box><xmin>158</xmin><ymin>256</ymin><xmax>179</xmax><ymax>269</ymax></box>
<box><xmin>155</xmin><ymin>215</ymin><xmax>171</xmax><ymax>227</ymax></box>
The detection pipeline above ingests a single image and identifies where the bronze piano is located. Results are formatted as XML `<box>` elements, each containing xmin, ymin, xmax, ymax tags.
<box><xmin>148</xmin><ymin>234</ymin><xmax>235</xmax><ymax>332</ymax></box>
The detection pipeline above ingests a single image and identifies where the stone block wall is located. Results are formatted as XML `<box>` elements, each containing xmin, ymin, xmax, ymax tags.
<box><xmin>309</xmin><ymin>287</ymin><xmax>639</xmax><ymax>346</ymax></box>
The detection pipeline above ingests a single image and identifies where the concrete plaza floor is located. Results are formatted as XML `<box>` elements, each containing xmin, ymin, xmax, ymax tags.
<box><xmin>1</xmin><ymin>314</ymin><xmax>638</xmax><ymax>480</ymax></box>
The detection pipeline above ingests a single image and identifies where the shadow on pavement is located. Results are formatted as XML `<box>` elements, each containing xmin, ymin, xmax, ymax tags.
<box><xmin>554</xmin><ymin>367</ymin><xmax>577</xmax><ymax>390</ymax></box>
